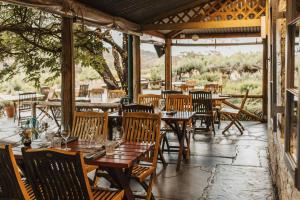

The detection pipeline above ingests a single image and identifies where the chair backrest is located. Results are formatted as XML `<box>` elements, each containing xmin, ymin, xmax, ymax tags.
<box><xmin>166</xmin><ymin>94</ymin><xmax>192</xmax><ymax>112</ymax></box>
<box><xmin>179</xmin><ymin>84</ymin><xmax>189</xmax><ymax>92</ymax></box>
<box><xmin>138</xmin><ymin>94</ymin><xmax>161</xmax><ymax>107</ymax></box>
<box><xmin>189</xmin><ymin>90</ymin><xmax>213</xmax><ymax>114</ymax></box>
<box><xmin>122</xmin><ymin>104</ymin><xmax>154</xmax><ymax>113</ymax></box>
<box><xmin>40</xmin><ymin>87</ymin><xmax>50</xmax><ymax>101</ymax></box>
<box><xmin>204</xmin><ymin>83</ymin><xmax>220</xmax><ymax>93</ymax></box>
<box><xmin>0</xmin><ymin>145</ymin><xmax>30</xmax><ymax>200</ymax></box>
<box><xmin>22</xmin><ymin>148</ymin><xmax>93</xmax><ymax>200</ymax></box>
<box><xmin>78</xmin><ymin>84</ymin><xmax>89</xmax><ymax>97</ymax></box>
<box><xmin>19</xmin><ymin>92</ymin><xmax>36</xmax><ymax>109</ymax></box>
<box><xmin>161</xmin><ymin>90</ymin><xmax>182</xmax><ymax>99</ymax></box>
<box><xmin>72</xmin><ymin>111</ymin><xmax>108</xmax><ymax>140</ymax></box>
<box><xmin>122</xmin><ymin>112</ymin><xmax>161</xmax><ymax>166</ymax></box>
<box><xmin>107</xmin><ymin>89</ymin><xmax>126</xmax><ymax>99</ymax></box>
<box><xmin>239</xmin><ymin>89</ymin><xmax>249</xmax><ymax>113</ymax></box>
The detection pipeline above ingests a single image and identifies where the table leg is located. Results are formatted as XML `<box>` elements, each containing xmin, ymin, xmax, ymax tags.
<box><xmin>105</xmin><ymin>168</ymin><xmax>133</xmax><ymax>200</ymax></box>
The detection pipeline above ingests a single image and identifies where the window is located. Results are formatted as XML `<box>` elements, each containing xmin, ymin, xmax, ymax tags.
<box><xmin>285</xmin><ymin>20</ymin><xmax>300</xmax><ymax>190</ymax></box>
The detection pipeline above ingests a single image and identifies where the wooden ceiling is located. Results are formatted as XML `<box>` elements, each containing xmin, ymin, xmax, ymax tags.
<box><xmin>77</xmin><ymin>0</ymin><xmax>205</xmax><ymax>24</ymax></box>
<box><xmin>4</xmin><ymin>0</ymin><xmax>267</xmax><ymax>39</ymax></box>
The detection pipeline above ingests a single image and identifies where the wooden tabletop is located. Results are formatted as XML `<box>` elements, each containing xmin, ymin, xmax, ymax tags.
<box><xmin>13</xmin><ymin>141</ymin><xmax>151</xmax><ymax>169</ymax></box>
<box><xmin>28</xmin><ymin>100</ymin><xmax>120</xmax><ymax>109</ymax></box>
<box><xmin>161</xmin><ymin>111</ymin><xmax>195</xmax><ymax>121</ymax></box>
<box><xmin>211</xmin><ymin>94</ymin><xmax>231</xmax><ymax>100</ymax></box>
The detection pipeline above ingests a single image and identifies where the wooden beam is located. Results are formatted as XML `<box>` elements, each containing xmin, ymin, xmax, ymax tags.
<box><xmin>262</xmin><ymin>39</ymin><xmax>268</xmax><ymax>121</ymax></box>
<box><xmin>173</xmin><ymin>32</ymin><xmax>260</xmax><ymax>39</ymax></box>
<box><xmin>143</xmin><ymin>31</ymin><xmax>166</xmax><ymax>39</ymax></box>
<box><xmin>128</xmin><ymin>35</ymin><xmax>133</xmax><ymax>102</ymax></box>
<box><xmin>133</xmin><ymin>35</ymin><xmax>141</xmax><ymax>102</ymax></box>
<box><xmin>142</xmin><ymin>19</ymin><xmax>261</xmax><ymax>31</ymax></box>
<box><xmin>167</xmin><ymin>30</ymin><xmax>183</xmax><ymax>38</ymax></box>
<box><xmin>61</xmin><ymin>17</ymin><xmax>75</xmax><ymax>128</ymax></box>
<box><xmin>165</xmin><ymin>38</ymin><xmax>172</xmax><ymax>90</ymax></box>
<box><xmin>172</xmin><ymin>42</ymin><xmax>262</xmax><ymax>47</ymax></box>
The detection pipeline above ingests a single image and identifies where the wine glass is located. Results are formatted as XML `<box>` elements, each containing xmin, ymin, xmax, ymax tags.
<box><xmin>61</xmin><ymin>124</ymin><xmax>70</xmax><ymax>150</ymax></box>
<box><xmin>87</xmin><ymin>126</ymin><xmax>96</xmax><ymax>148</ymax></box>
<box><xmin>158</xmin><ymin>99</ymin><xmax>165</xmax><ymax>112</ymax></box>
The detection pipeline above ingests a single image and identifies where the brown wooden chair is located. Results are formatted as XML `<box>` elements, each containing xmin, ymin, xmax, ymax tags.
<box><xmin>107</xmin><ymin>89</ymin><xmax>126</xmax><ymax>99</ymax></box>
<box><xmin>122</xmin><ymin>104</ymin><xmax>154</xmax><ymax>113</ymax></box>
<box><xmin>22</xmin><ymin>148</ymin><xmax>124</xmax><ymax>200</ymax></box>
<box><xmin>165</xmin><ymin>94</ymin><xmax>192</xmax><ymax>157</ymax></box>
<box><xmin>204</xmin><ymin>83</ymin><xmax>221</xmax><ymax>93</ymax></box>
<box><xmin>17</xmin><ymin>92</ymin><xmax>37</xmax><ymax>126</ymax></box>
<box><xmin>204</xmin><ymin>84</ymin><xmax>222</xmax><ymax>128</ymax></box>
<box><xmin>79</xmin><ymin>84</ymin><xmax>89</xmax><ymax>97</ymax></box>
<box><xmin>220</xmin><ymin>90</ymin><xmax>249</xmax><ymax>134</ymax></box>
<box><xmin>166</xmin><ymin>94</ymin><xmax>192</xmax><ymax>112</ymax></box>
<box><xmin>0</xmin><ymin>145</ymin><xmax>35</xmax><ymax>199</ymax></box>
<box><xmin>72</xmin><ymin>111</ymin><xmax>108</xmax><ymax>140</ymax></box>
<box><xmin>138</xmin><ymin>94</ymin><xmax>161</xmax><ymax>108</ymax></box>
<box><xmin>179</xmin><ymin>84</ymin><xmax>189</xmax><ymax>92</ymax></box>
<box><xmin>161</xmin><ymin>90</ymin><xmax>182</xmax><ymax>100</ymax></box>
<box><xmin>37</xmin><ymin>88</ymin><xmax>56</xmax><ymax>120</ymax></box>
<box><xmin>122</xmin><ymin>112</ymin><xmax>161</xmax><ymax>200</ymax></box>
<box><xmin>189</xmin><ymin>90</ymin><xmax>216</xmax><ymax>136</ymax></box>
<box><xmin>122</xmin><ymin>104</ymin><xmax>167</xmax><ymax>167</ymax></box>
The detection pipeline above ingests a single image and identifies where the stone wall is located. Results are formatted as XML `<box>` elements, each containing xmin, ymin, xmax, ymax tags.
<box><xmin>268</xmin><ymin>128</ymin><xmax>300</xmax><ymax>199</ymax></box>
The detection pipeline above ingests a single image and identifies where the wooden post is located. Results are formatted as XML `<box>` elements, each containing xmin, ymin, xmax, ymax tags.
<box><xmin>61</xmin><ymin>17</ymin><xmax>75</xmax><ymax>128</ymax></box>
<box><xmin>133</xmin><ymin>35</ymin><xmax>141</xmax><ymax>102</ymax></box>
<box><xmin>262</xmin><ymin>38</ymin><xmax>268</xmax><ymax>121</ymax></box>
<box><xmin>128</xmin><ymin>35</ymin><xmax>133</xmax><ymax>102</ymax></box>
<box><xmin>165</xmin><ymin>38</ymin><xmax>172</xmax><ymax>90</ymax></box>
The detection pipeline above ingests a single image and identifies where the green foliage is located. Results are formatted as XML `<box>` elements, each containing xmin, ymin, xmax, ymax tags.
<box><xmin>149</xmin><ymin>66</ymin><xmax>162</xmax><ymax>81</ymax></box>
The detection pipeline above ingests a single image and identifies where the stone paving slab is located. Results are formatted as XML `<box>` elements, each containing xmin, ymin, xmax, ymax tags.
<box><xmin>204</xmin><ymin>165</ymin><xmax>273</xmax><ymax>200</ymax></box>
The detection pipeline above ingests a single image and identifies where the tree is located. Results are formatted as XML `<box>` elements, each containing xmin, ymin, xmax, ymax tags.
<box><xmin>0</xmin><ymin>3</ymin><xmax>128</xmax><ymax>90</ymax></box>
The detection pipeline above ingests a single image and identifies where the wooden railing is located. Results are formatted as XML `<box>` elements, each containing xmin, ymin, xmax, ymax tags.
<box><xmin>223</xmin><ymin>94</ymin><xmax>263</xmax><ymax>122</ymax></box>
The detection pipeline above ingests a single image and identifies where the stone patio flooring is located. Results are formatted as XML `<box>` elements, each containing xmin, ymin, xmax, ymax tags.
<box><xmin>0</xmin><ymin>116</ymin><xmax>275</xmax><ymax>200</ymax></box>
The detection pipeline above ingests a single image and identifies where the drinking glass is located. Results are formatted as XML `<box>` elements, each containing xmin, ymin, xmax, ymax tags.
<box><xmin>158</xmin><ymin>99</ymin><xmax>165</xmax><ymax>111</ymax></box>
<box><xmin>105</xmin><ymin>140</ymin><xmax>116</xmax><ymax>156</ymax></box>
<box><xmin>52</xmin><ymin>136</ymin><xmax>62</xmax><ymax>149</ymax></box>
<box><xmin>61</xmin><ymin>124</ymin><xmax>70</xmax><ymax>150</ymax></box>
<box><xmin>95</xmin><ymin>133</ymin><xmax>106</xmax><ymax>148</ymax></box>
<box><xmin>87</xmin><ymin>126</ymin><xmax>96</xmax><ymax>148</ymax></box>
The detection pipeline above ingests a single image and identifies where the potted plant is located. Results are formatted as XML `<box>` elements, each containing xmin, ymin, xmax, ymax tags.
<box><xmin>0</xmin><ymin>101</ymin><xmax>15</xmax><ymax>118</ymax></box>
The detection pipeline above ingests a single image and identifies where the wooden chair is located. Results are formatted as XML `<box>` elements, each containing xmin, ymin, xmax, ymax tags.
<box><xmin>122</xmin><ymin>104</ymin><xmax>167</xmax><ymax>167</ymax></box>
<box><xmin>37</xmin><ymin>88</ymin><xmax>56</xmax><ymax>120</ymax></box>
<box><xmin>0</xmin><ymin>145</ymin><xmax>35</xmax><ymax>199</ymax></box>
<box><xmin>122</xmin><ymin>104</ymin><xmax>154</xmax><ymax>113</ymax></box>
<box><xmin>79</xmin><ymin>84</ymin><xmax>89</xmax><ymax>97</ymax></box>
<box><xmin>220</xmin><ymin>90</ymin><xmax>249</xmax><ymax>134</ymax></box>
<box><xmin>165</xmin><ymin>94</ymin><xmax>192</xmax><ymax>157</ymax></box>
<box><xmin>166</xmin><ymin>94</ymin><xmax>192</xmax><ymax>112</ymax></box>
<box><xmin>161</xmin><ymin>90</ymin><xmax>182</xmax><ymax>100</ymax></box>
<box><xmin>189</xmin><ymin>90</ymin><xmax>216</xmax><ymax>136</ymax></box>
<box><xmin>40</xmin><ymin>86</ymin><xmax>50</xmax><ymax>101</ymax></box>
<box><xmin>122</xmin><ymin>112</ymin><xmax>161</xmax><ymax>200</ymax></box>
<box><xmin>17</xmin><ymin>92</ymin><xmax>37</xmax><ymax>126</ymax></box>
<box><xmin>138</xmin><ymin>94</ymin><xmax>161</xmax><ymax>108</ymax></box>
<box><xmin>21</xmin><ymin>148</ymin><xmax>124</xmax><ymax>200</ymax></box>
<box><xmin>72</xmin><ymin>111</ymin><xmax>108</xmax><ymax>140</ymax></box>
<box><xmin>179</xmin><ymin>84</ymin><xmax>189</xmax><ymax>92</ymax></box>
<box><xmin>204</xmin><ymin>83</ymin><xmax>221</xmax><ymax>93</ymax></box>
<box><xmin>107</xmin><ymin>89</ymin><xmax>126</xmax><ymax>99</ymax></box>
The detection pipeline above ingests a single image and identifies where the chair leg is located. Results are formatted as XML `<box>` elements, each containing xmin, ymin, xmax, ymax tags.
<box><xmin>231</xmin><ymin>117</ymin><xmax>243</xmax><ymax>135</ymax></box>
<box><xmin>162</xmin><ymin>134</ymin><xmax>170</xmax><ymax>152</ymax></box>
<box><xmin>211</xmin><ymin>118</ymin><xmax>216</xmax><ymax>136</ymax></box>
<box><xmin>217</xmin><ymin>109</ymin><xmax>221</xmax><ymax>129</ymax></box>
<box><xmin>140</xmin><ymin>174</ymin><xmax>155</xmax><ymax>200</ymax></box>
<box><xmin>236</xmin><ymin>119</ymin><xmax>245</xmax><ymax>131</ymax></box>
<box><xmin>222</xmin><ymin>114</ymin><xmax>235</xmax><ymax>134</ymax></box>
<box><xmin>158</xmin><ymin>148</ymin><xmax>168</xmax><ymax>167</ymax></box>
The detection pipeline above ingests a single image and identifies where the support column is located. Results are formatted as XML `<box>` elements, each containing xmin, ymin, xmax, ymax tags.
<box><xmin>61</xmin><ymin>17</ymin><xmax>75</xmax><ymax>128</ymax></box>
<box><xmin>133</xmin><ymin>36</ymin><xmax>141</xmax><ymax>102</ymax></box>
<box><xmin>128</xmin><ymin>35</ymin><xmax>133</xmax><ymax>102</ymax></box>
<box><xmin>262</xmin><ymin>39</ymin><xmax>268</xmax><ymax>121</ymax></box>
<box><xmin>165</xmin><ymin>38</ymin><xmax>172</xmax><ymax>90</ymax></box>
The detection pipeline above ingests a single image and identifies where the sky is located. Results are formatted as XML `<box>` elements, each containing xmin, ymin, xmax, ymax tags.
<box><xmin>109</xmin><ymin>30</ymin><xmax>262</xmax><ymax>56</ymax></box>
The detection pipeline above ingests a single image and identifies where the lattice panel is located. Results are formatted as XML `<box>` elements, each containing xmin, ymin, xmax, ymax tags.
<box><xmin>153</xmin><ymin>0</ymin><xmax>266</xmax><ymax>25</ymax></box>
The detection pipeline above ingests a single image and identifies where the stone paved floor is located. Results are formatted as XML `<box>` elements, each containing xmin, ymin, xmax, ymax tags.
<box><xmin>0</xmin><ymin>116</ymin><xmax>274</xmax><ymax>200</ymax></box>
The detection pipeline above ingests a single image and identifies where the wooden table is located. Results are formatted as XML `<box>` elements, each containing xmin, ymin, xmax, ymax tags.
<box><xmin>211</xmin><ymin>94</ymin><xmax>231</xmax><ymax>101</ymax></box>
<box><xmin>13</xmin><ymin>141</ymin><xmax>151</xmax><ymax>200</ymax></box>
<box><xmin>161</xmin><ymin>111</ymin><xmax>195</xmax><ymax>170</ymax></box>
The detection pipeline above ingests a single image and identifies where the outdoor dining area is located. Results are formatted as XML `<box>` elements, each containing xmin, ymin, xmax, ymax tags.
<box><xmin>0</xmin><ymin>83</ymin><xmax>263</xmax><ymax>200</ymax></box>
<box><xmin>0</xmin><ymin>0</ymin><xmax>281</xmax><ymax>199</ymax></box>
